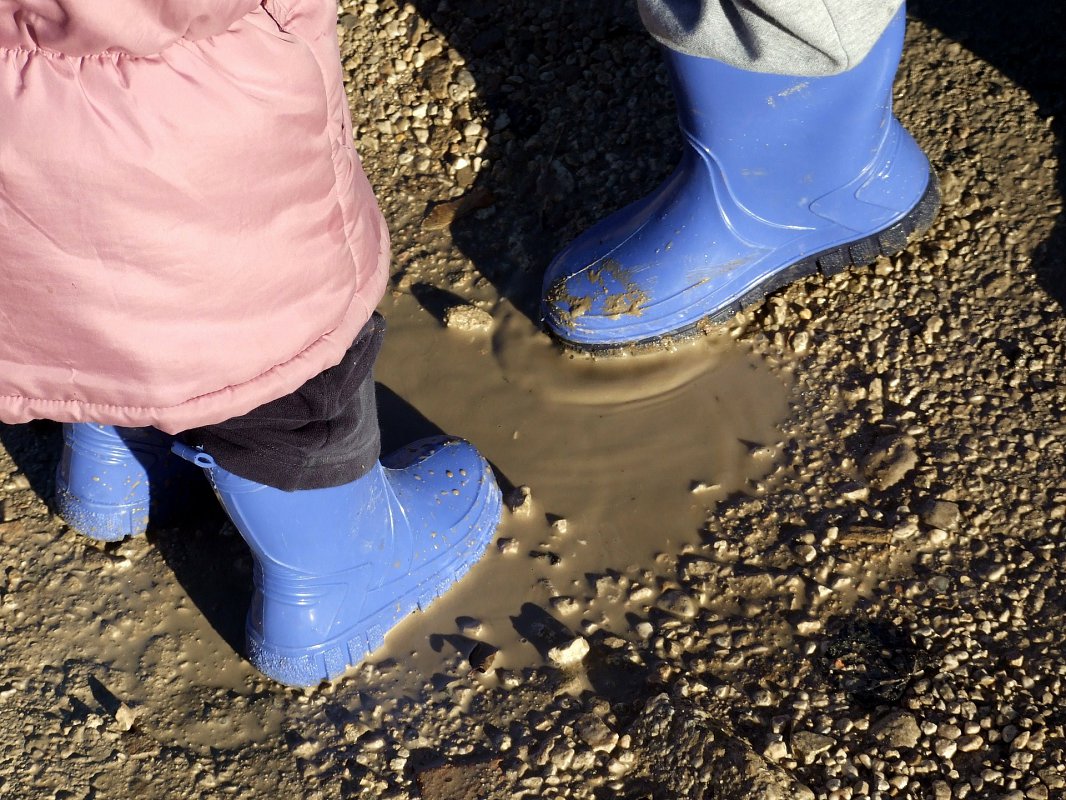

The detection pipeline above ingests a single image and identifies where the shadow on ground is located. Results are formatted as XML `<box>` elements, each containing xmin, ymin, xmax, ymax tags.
<box><xmin>911</xmin><ymin>0</ymin><xmax>1066</xmax><ymax>310</ymax></box>
<box><xmin>0</xmin><ymin>421</ymin><xmax>61</xmax><ymax>503</ymax></box>
<box><xmin>407</xmin><ymin>0</ymin><xmax>674</xmax><ymax>324</ymax></box>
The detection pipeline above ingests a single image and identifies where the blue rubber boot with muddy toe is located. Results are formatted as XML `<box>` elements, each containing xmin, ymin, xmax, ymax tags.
<box><xmin>173</xmin><ymin>436</ymin><xmax>502</xmax><ymax>688</ymax></box>
<box><xmin>55</xmin><ymin>423</ymin><xmax>206</xmax><ymax>542</ymax></box>
<box><xmin>542</xmin><ymin>6</ymin><xmax>939</xmax><ymax>352</ymax></box>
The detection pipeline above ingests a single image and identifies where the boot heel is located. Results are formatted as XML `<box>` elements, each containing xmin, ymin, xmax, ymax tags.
<box><xmin>56</xmin><ymin>424</ymin><xmax>206</xmax><ymax>541</ymax></box>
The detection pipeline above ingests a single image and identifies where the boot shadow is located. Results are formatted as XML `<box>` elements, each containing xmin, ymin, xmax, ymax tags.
<box><xmin>376</xmin><ymin>382</ymin><xmax>448</xmax><ymax>453</ymax></box>
<box><xmin>0</xmin><ymin>420</ymin><xmax>249</xmax><ymax>654</ymax></box>
<box><xmin>150</xmin><ymin>513</ymin><xmax>250</xmax><ymax>655</ymax></box>
<box><xmin>0</xmin><ymin>421</ymin><xmax>60</xmax><ymax>509</ymax></box>
<box><xmin>402</xmin><ymin>0</ymin><xmax>676</xmax><ymax>325</ymax></box>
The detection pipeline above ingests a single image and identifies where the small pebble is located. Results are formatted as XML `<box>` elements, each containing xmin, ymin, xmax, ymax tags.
<box><xmin>656</xmin><ymin>589</ymin><xmax>697</xmax><ymax>618</ymax></box>
<box><xmin>547</xmin><ymin>637</ymin><xmax>589</xmax><ymax>668</ymax></box>
<box><xmin>506</xmin><ymin>485</ymin><xmax>534</xmax><ymax>517</ymax></box>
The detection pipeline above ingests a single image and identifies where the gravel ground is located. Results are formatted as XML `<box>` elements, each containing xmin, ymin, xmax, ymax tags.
<box><xmin>0</xmin><ymin>2</ymin><xmax>1063</xmax><ymax>799</ymax></box>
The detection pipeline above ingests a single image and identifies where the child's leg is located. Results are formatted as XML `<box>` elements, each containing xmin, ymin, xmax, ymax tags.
<box><xmin>185</xmin><ymin>314</ymin><xmax>386</xmax><ymax>492</ymax></box>
<box><xmin>56</xmin><ymin>314</ymin><xmax>386</xmax><ymax>540</ymax></box>
<box><xmin>173</xmin><ymin>315</ymin><xmax>502</xmax><ymax>687</ymax></box>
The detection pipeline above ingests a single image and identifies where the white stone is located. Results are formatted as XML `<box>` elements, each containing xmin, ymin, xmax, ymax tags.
<box><xmin>934</xmin><ymin>739</ymin><xmax>957</xmax><ymax>759</ymax></box>
<box><xmin>547</xmin><ymin>637</ymin><xmax>589</xmax><ymax>668</ymax></box>
<box><xmin>443</xmin><ymin>303</ymin><xmax>494</xmax><ymax>332</ymax></box>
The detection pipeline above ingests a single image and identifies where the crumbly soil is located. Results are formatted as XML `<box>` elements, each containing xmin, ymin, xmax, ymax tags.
<box><xmin>0</xmin><ymin>2</ymin><xmax>1064</xmax><ymax>799</ymax></box>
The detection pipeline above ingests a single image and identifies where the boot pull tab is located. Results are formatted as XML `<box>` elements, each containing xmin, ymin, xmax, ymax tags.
<box><xmin>171</xmin><ymin>441</ymin><xmax>217</xmax><ymax>468</ymax></box>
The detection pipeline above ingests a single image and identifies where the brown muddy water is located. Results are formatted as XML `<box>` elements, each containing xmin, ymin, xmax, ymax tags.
<box><xmin>363</xmin><ymin>292</ymin><xmax>792</xmax><ymax>701</ymax></box>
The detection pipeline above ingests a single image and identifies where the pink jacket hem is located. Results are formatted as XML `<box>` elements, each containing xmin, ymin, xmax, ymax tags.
<box><xmin>0</xmin><ymin>1</ymin><xmax>391</xmax><ymax>432</ymax></box>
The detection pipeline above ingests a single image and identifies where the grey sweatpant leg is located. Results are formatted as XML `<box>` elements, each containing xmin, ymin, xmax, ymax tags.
<box><xmin>637</xmin><ymin>0</ymin><xmax>904</xmax><ymax>75</ymax></box>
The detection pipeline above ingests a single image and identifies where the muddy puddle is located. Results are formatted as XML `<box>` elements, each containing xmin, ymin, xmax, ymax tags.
<box><xmin>359</xmin><ymin>292</ymin><xmax>793</xmax><ymax>703</ymax></box>
<box><xmin>0</xmin><ymin>292</ymin><xmax>792</xmax><ymax>754</ymax></box>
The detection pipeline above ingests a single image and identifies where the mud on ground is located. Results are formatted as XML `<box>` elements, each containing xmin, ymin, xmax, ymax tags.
<box><xmin>0</xmin><ymin>2</ymin><xmax>1063</xmax><ymax>799</ymax></box>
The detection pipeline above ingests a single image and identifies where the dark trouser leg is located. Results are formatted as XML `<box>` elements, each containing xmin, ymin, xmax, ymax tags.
<box><xmin>185</xmin><ymin>314</ymin><xmax>385</xmax><ymax>491</ymax></box>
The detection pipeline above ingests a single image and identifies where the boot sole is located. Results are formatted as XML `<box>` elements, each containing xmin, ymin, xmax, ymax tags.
<box><xmin>550</xmin><ymin>169</ymin><xmax>941</xmax><ymax>355</ymax></box>
<box><xmin>54</xmin><ymin>488</ymin><xmax>150</xmax><ymax>542</ymax></box>
<box><xmin>244</xmin><ymin>477</ymin><xmax>503</xmax><ymax>688</ymax></box>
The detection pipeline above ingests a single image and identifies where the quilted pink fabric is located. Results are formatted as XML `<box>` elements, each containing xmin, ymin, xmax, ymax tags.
<box><xmin>0</xmin><ymin>1</ymin><xmax>389</xmax><ymax>432</ymax></box>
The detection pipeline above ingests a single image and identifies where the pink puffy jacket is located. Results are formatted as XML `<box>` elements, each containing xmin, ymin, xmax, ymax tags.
<box><xmin>0</xmin><ymin>1</ymin><xmax>390</xmax><ymax>433</ymax></box>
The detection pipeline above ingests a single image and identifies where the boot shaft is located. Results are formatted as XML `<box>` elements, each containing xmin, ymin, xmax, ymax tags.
<box><xmin>664</xmin><ymin>6</ymin><xmax>906</xmax><ymax>228</ymax></box>
<box><xmin>172</xmin><ymin>443</ymin><xmax>402</xmax><ymax>575</ymax></box>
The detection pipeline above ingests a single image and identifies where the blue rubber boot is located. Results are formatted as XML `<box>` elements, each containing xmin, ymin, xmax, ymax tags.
<box><xmin>55</xmin><ymin>423</ymin><xmax>204</xmax><ymax>541</ymax></box>
<box><xmin>173</xmin><ymin>436</ymin><xmax>502</xmax><ymax>687</ymax></box>
<box><xmin>542</xmin><ymin>6</ymin><xmax>939</xmax><ymax>352</ymax></box>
